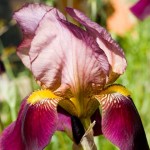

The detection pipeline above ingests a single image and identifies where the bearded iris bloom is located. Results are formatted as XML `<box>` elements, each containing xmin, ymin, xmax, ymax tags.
<box><xmin>0</xmin><ymin>3</ymin><xmax>149</xmax><ymax>150</ymax></box>
<box><xmin>130</xmin><ymin>0</ymin><xmax>150</xmax><ymax>20</ymax></box>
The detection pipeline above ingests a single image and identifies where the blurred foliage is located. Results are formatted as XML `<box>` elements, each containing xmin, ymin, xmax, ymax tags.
<box><xmin>0</xmin><ymin>0</ymin><xmax>150</xmax><ymax>150</ymax></box>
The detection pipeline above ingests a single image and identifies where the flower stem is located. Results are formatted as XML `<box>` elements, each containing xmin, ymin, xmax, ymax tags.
<box><xmin>10</xmin><ymin>105</ymin><xmax>16</xmax><ymax>121</ymax></box>
<box><xmin>0</xmin><ymin>115</ymin><xmax>4</xmax><ymax>132</ymax></box>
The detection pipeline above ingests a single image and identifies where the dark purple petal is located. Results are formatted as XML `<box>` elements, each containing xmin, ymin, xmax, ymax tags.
<box><xmin>71</xmin><ymin>116</ymin><xmax>85</xmax><ymax>144</ymax></box>
<box><xmin>57</xmin><ymin>106</ymin><xmax>72</xmax><ymax>139</ymax></box>
<box><xmin>0</xmin><ymin>90</ymin><xmax>63</xmax><ymax>150</ymax></box>
<box><xmin>66</xmin><ymin>7</ymin><xmax>127</xmax><ymax>83</ymax></box>
<box><xmin>95</xmin><ymin>85</ymin><xmax>149</xmax><ymax>150</ymax></box>
<box><xmin>130</xmin><ymin>0</ymin><xmax>150</xmax><ymax>20</ymax></box>
<box><xmin>90</xmin><ymin>109</ymin><xmax>102</xmax><ymax>136</ymax></box>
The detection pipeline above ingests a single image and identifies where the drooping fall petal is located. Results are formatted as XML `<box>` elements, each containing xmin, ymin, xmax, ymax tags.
<box><xmin>0</xmin><ymin>99</ymin><xmax>26</xmax><ymax>150</ymax></box>
<box><xmin>130</xmin><ymin>0</ymin><xmax>150</xmax><ymax>20</ymax></box>
<box><xmin>95</xmin><ymin>85</ymin><xmax>149</xmax><ymax>150</ymax></box>
<box><xmin>0</xmin><ymin>90</ymin><xmax>67</xmax><ymax>150</ymax></box>
<box><xmin>66</xmin><ymin>7</ymin><xmax>127</xmax><ymax>83</ymax></box>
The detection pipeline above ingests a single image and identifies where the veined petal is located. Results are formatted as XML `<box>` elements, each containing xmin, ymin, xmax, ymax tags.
<box><xmin>13</xmin><ymin>3</ymin><xmax>52</xmax><ymax>69</ymax></box>
<box><xmin>29</xmin><ymin>8</ymin><xmax>109</xmax><ymax>93</ymax></box>
<box><xmin>95</xmin><ymin>85</ymin><xmax>149</xmax><ymax>150</ymax></box>
<box><xmin>13</xmin><ymin>4</ymin><xmax>65</xmax><ymax>71</ymax></box>
<box><xmin>66</xmin><ymin>7</ymin><xmax>127</xmax><ymax>83</ymax></box>
<box><xmin>0</xmin><ymin>90</ymin><xmax>62</xmax><ymax>150</ymax></box>
<box><xmin>17</xmin><ymin>37</ymin><xmax>33</xmax><ymax>69</ymax></box>
<box><xmin>13</xmin><ymin>3</ymin><xmax>52</xmax><ymax>34</ymax></box>
<box><xmin>130</xmin><ymin>0</ymin><xmax>150</xmax><ymax>20</ymax></box>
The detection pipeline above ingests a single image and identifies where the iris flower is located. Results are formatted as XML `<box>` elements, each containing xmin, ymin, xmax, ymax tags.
<box><xmin>0</xmin><ymin>3</ymin><xmax>149</xmax><ymax>150</ymax></box>
<box><xmin>130</xmin><ymin>0</ymin><xmax>150</xmax><ymax>20</ymax></box>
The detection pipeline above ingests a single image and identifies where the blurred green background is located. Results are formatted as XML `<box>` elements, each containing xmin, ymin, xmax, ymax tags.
<box><xmin>0</xmin><ymin>0</ymin><xmax>150</xmax><ymax>149</ymax></box>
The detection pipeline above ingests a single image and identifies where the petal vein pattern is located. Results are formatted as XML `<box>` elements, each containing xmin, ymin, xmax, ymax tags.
<box><xmin>95</xmin><ymin>85</ymin><xmax>149</xmax><ymax>150</ymax></box>
<box><xmin>29</xmin><ymin>9</ymin><xmax>109</xmax><ymax>93</ymax></box>
<box><xmin>0</xmin><ymin>90</ymin><xmax>62</xmax><ymax>150</ymax></box>
<box><xmin>66</xmin><ymin>8</ymin><xmax>127</xmax><ymax>83</ymax></box>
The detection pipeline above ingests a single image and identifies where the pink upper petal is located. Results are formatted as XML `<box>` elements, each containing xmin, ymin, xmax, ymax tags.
<box><xmin>130</xmin><ymin>0</ymin><xmax>150</xmax><ymax>20</ymax></box>
<box><xmin>29</xmin><ymin>8</ymin><xmax>109</xmax><ymax>93</ymax></box>
<box><xmin>16</xmin><ymin>37</ymin><xmax>33</xmax><ymax>69</ymax></box>
<box><xmin>13</xmin><ymin>4</ymin><xmax>52</xmax><ymax>69</ymax></box>
<box><xmin>13</xmin><ymin>3</ymin><xmax>52</xmax><ymax>34</ymax></box>
<box><xmin>66</xmin><ymin>7</ymin><xmax>127</xmax><ymax>83</ymax></box>
<box><xmin>13</xmin><ymin>4</ymin><xmax>65</xmax><ymax>70</ymax></box>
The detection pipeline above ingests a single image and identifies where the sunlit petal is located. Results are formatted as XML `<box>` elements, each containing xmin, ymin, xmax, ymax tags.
<box><xmin>130</xmin><ymin>0</ymin><xmax>150</xmax><ymax>20</ymax></box>
<box><xmin>13</xmin><ymin>4</ymin><xmax>51</xmax><ymax>69</ymax></box>
<box><xmin>66</xmin><ymin>7</ymin><xmax>127</xmax><ymax>83</ymax></box>
<box><xmin>17</xmin><ymin>37</ymin><xmax>33</xmax><ymax>69</ymax></box>
<box><xmin>13</xmin><ymin>3</ymin><xmax>52</xmax><ymax>34</ymax></box>
<box><xmin>95</xmin><ymin>85</ymin><xmax>149</xmax><ymax>150</ymax></box>
<box><xmin>13</xmin><ymin>4</ymin><xmax>65</xmax><ymax>71</ymax></box>
<box><xmin>29</xmin><ymin>8</ymin><xmax>109</xmax><ymax>92</ymax></box>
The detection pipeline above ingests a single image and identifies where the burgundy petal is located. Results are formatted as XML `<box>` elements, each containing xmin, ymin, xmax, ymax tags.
<box><xmin>29</xmin><ymin>8</ymin><xmax>109</xmax><ymax>92</ymax></box>
<box><xmin>66</xmin><ymin>7</ymin><xmax>127</xmax><ymax>83</ymax></box>
<box><xmin>95</xmin><ymin>85</ymin><xmax>149</xmax><ymax>150</ymax></box>
<box><xmin>0</xmin><ymin>90</ymin><xmax>62</xmax><ymax>150</ymax></box>
<box><xmin>0</xmin><ymin>99</ymin><xmax>27</xmax><ymax>150</ymax></box>
<box><xmin>130</xmin><ymin>0</ymin><xmax>150</xmax><ymax>20</ymax></box>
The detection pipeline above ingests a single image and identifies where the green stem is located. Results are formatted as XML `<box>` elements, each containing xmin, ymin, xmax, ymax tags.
<box><xmin>0</xmin><ymin>115</ymin><xmax>4</xmax><ymax>132</ymax></box>
<box><xmin>81</xmin><ymin>117</ymin><xmax>91</xmax><ymax>130</ymax></box>
<box><xmin>0</xmin><ymin>40</ymin><xmax>15</xmax><ymax>79</ymax></box>
<box><xmin>10</xmin><ymin>105</ymin><xmax>16</xmax><ymax>121</ymax></box>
